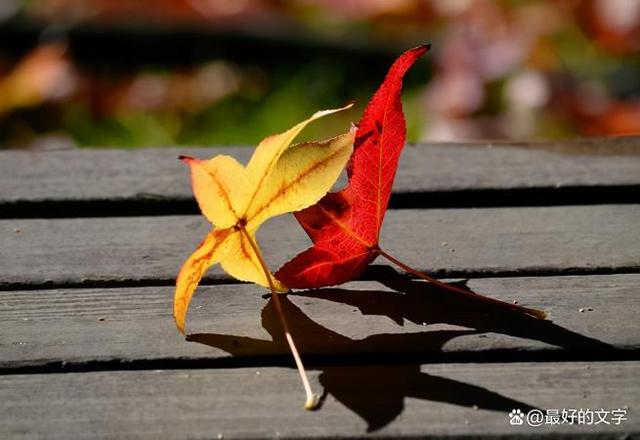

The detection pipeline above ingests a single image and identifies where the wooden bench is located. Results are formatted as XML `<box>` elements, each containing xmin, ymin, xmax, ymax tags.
<box><xmin>1</xmin><ymin>137</ymin><xmax>639</xmax><ymax>438</ymax></box>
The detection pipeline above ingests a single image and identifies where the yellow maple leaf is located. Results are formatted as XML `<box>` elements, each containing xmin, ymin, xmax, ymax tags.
<box><xmin>174</xmin><ymin>105</ymin><xmax>354</xmax><ymax>334</ymax></box>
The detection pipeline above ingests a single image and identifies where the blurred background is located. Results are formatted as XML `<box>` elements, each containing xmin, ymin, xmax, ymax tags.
<box><xmin>0</xmin><ymin>0</ymin><xmax>639</xmax><ymax>149</ymax></box>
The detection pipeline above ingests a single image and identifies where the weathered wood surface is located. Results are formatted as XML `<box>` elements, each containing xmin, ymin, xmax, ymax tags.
<box><xmin>1</xmin><ymin>205</ymin><xmax>638</xmax><ymax>288</ymax></box>
<box><xmin>1</xmin><ymin>138</ymin><xmax>639</xmax><ymax>205</ymax></box>
<box><xmin>1</xmin><ymin>362</ymin><xmax>637</xmax><ymax>438</ymax></box>
<box><xmin>1</xmin><ymin>140</ymin><xmax>639</xmax><ymax>439</ymax></box>
<box><xmin>1</xmin><ymin>275</ymin><xmax>638</xmax><ymax>370</ymax></box>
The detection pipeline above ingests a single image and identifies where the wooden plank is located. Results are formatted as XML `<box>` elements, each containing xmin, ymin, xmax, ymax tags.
<box><xmin>1</xmin><ymin>205</ymin><xmax>638</xmax><ymax>288</ymax></box>
<box><xmin>1</xmin><ymin>361</ymin><xmax>637</xmax><ymax>438</ymax></box>
<box><xmin>1</xmin><ymin>274</ymin><xmax>638</xmax><ymax>369</ymax></box>
<box><xmin>1</xmin><ymin>138</ymin><xmax>639</xmax><ymax>204</ymax></box>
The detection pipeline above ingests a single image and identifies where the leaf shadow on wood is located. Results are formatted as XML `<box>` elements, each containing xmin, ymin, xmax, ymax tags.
<box><xmin>299</xmin><ymin>265</ymin><xmax>616</xmax><ymax>354</ymax></box>
<box><xmin>188</xmin><ymin>296</ymin><xmax>538</xmax><ymax>431</ymax></box>
<box><xmin>183</xmin><ymin>264</ymin><xmax>622</xmax><ymax>431</ymax></box>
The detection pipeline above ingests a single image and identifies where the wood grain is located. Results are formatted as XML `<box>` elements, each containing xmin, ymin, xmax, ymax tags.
<box><xmin>1</xmin><ymin>361</ymin><xmax>637</xmax><ymax>438</ymax></box>
<box><xmin>1</xmin><ymin>205</ymin><xmax>638</xmax><ymax>288</ymax></box>
<box><xmin>1</xmin><ymin>138</ymin><xmax>639</xmax><ymax>204</ymax></box>
<box><xmin>1</xmin><ymin>274</ymin><xmax>637</xmax><ymax>369</ymax></box>
<box><xmin>2</xmin><ymin>140</ymin><xmax>639</xmax><ymax>439</ymax></box>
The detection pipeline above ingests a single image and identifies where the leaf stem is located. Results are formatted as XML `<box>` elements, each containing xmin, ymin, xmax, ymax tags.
<box><xmin>376</xmin><ymin>247</ymin><xmax>547</xmax><ymax>319</ymax></box>
<box><xmin>239</xmin><ymin>225</ymin><xmax>319</xmax><ymax>410</ymax></box>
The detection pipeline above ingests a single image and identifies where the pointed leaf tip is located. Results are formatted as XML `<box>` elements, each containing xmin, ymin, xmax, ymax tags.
<box><xmin>309</xmin><ymin>102</ymin><xmax>354</xmax><ymax>120</ymax></box>
<box><xmin>407</xmin><ymin>44</ymin><xmax>430</xmax><ymax>58</ymax></box>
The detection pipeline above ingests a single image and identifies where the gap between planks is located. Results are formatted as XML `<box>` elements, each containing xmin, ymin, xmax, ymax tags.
<box><xmin>2</xmin><ymin>185</ymin><xmax>640</xmax><ymax>219</ymax></box>
<box><xmin>3</xmin><ymin>266</ymin><xmax>640</xmax><ymax>292</ymax></box>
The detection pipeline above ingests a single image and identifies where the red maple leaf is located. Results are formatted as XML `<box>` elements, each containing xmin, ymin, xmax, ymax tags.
<box><xmin>277</xmin><ymin>45</ymin><xmax>546</xmax><ymax>320</ymax></box>
<box><xmin>277</xmin><ymin>45</ymin><xmax>429</xmax><ymax>288</ymax></box>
